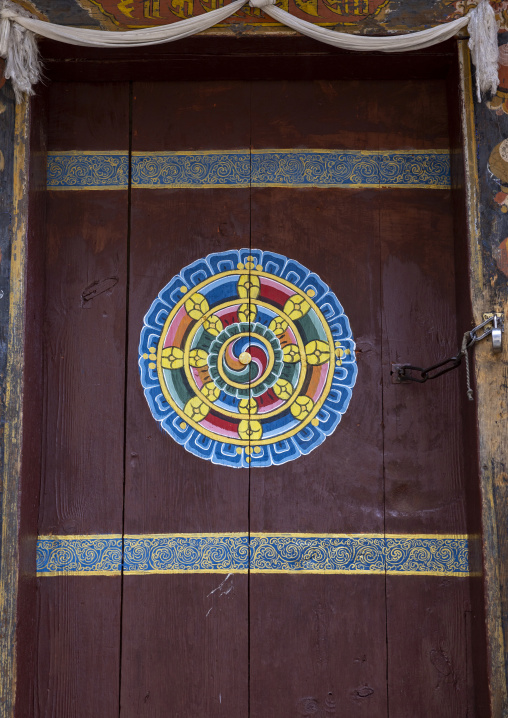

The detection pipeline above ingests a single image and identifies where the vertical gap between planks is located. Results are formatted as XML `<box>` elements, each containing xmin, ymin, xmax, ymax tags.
<box><xmin>247</xmin><ymin>78</ymin><xmax>252</xmax><ymax>718</ymax></box>
<box><xmin>118</xmin><ymin>80</ymin><xmax>133</xmax><ymax>718</ymax></box>
<box><xmin>378</xmin><ymin>122</ymin><xmax>390</xmax><ymax>718</ymax></box>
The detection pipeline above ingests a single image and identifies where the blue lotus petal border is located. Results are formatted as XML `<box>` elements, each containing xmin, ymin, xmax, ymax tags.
<box><xmin>37</xmin><ymin>533</ymin><xmax>475</xmax><ymax>576</ymax></box>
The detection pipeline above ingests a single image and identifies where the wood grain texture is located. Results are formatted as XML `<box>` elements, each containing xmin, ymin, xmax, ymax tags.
<box><xmin>380</xmin><ymin>189</ymin><xmax>467</xmax><ymax>536</ymax></box>
<box><xmin>15</xmin><ymin>88</ymin><xmax>48</xmax><ymax>718</ymax></box>
<box><xmin>249</xmin><ymin>186</ymin><xmax>384</xmax><ymax>534</ymax></box>
<box><xmin>119</xmin><ymin>82</ymin><xmax>251</xmax><ymax>718</ymax></box>
<box><xmin>35</xmin><ymin>83</ymin><xmax>129</xmax><ymax>718</ymax></box>
<box><xmin>120</xmin><ymin>575</ymin><xmax>248</xmax><ymax>718</ymax></box>
<box><xmin>0</xmin><ymin>94</ymin><xmax>30</xmax><ymax>718</ymax></box>
<box><xmin>36</xmin><ymin>577</ymin><xmax>121</xmax><ymax>718</ymax></box>
<box><xmin>250</xmin><ymin>576</ymin><xmax>388</xmax><ymax>718</ymax></box>
<box><xmin>459</xmin><ymin>42</ymin><xmax>508</xmax><ymax>718</ymax></box>
<box><xmin>40</xmin><ymin>38</ymin><xmax>456</xmax><ymax>86</ymax></box>
<box><xmin>386</xmin><ymin>576</ymin><xmax>470</xmax><ymax>718</ymax></box>
<box><xmin>251</xmin><ymin>79</ymin><xmax>449</xmax><ymax>151</ymax></box>
<box><xmin>38</xmin><ymin>190</ymin><xmax>128</xmax><ymax>534</ymax></box>
<box><xmin>39</xmin><ymin>82</ymin><xmax>129</xmax><ymax>535</ymax></box>
<box><xmin>249</xmin><ymin>79</ymin><xmax>387</xmax><ymax>718</ymax></box>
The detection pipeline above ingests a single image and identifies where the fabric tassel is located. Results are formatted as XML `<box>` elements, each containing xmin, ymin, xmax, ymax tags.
<box><xmin>0</xmin><ymin>0</ymin><xmax>41</xmax><ymax>103</ymax></box>
<box><xmin>0</xmin><ymin>0</ymin><xmax>501</xmax><ymax>104</ymax></box>
<box><xmin>468</xmin><ymin>0</ymin><xmax>499</xmax><ymax>102</ymax></box>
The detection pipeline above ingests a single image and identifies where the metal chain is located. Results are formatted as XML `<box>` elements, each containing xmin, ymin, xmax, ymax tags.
<box><xmin>461</xmin><ymin>331</ymin><xmax>474</xmax><ymax>402</ymax></box>
<box><xmin>394</xmin><ymin>315</ymin><xmax>504</xmax><ymax>400</ymax></box>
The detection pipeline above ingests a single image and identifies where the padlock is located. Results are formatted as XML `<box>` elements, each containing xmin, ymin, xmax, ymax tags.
<box><xmin>492</xmin><ymin>316</ymin><xmax>503</xmax><ymax>353</ymax></box>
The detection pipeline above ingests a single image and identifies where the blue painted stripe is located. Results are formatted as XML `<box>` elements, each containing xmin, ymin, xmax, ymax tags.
<box><xmin>47</xmin><ymin>152</ymin><xmax>129</xmax><ymax>189</ymax></box>
<box><xmin>47</xmin><ymin>150</ymin><xmax>450</xmax><ymax>189</ymax></box>
<box><xmin>37</xmin><ymin>534</ymin><xmax>473</xmax><ymax>576</ymax></box>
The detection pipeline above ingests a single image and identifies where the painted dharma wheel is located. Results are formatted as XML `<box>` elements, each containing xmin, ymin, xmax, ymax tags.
<box><xmin>139</xmin><ymin>249</ymin><xmax>357</xmax><ymax>467</ymax></box>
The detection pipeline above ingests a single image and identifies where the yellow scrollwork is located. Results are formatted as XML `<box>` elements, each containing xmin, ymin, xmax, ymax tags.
<box><xmin>239</xmin><ymin>397</ymin><xmax>258</xmax><ymax>414</ymax></box>
<box><xmin>290</xmin><ymin>396</ymin><xmax>314</xmax><ymax>421</ymax></box>
<box><xmin>305</xmin><ymin>340</ymin><xmax>331</xmax><ymax>366</ymax></box>
<box><xmin>203</xmin><ymin>315</ymin><xmax>223</xmax><ymax>336</ymax></box>
<box><xmin>284</xmin><ymin>294</ymin><xmax>310</xmax><ymax>320</ymax></box>
<box><xmin>273</xmin><ymin>378</ymin><xmax>294</xmax><ymax>400</ymax></box>
<box><xmin>238</xmin><ymin>420</ymin><xmax>263</xmax><ymax>441</ymax></box>
<box><xmin>189</xmin><ymin>349</ymin><xmax>208</xmax><ymax>368</ymax></box>
<box><xmin>161</xmin><ymin>346</ymin><xmax>184</xmax><ymax>369</ymax></box>
<box><xmin>283</xmin><ymin>344</ymin><xmax>300</xmax><ymax>363</ymax></box>
<box><xmin>184</xmin><ymin>397</ymin><xmax>209</xmax><ymax>422</ymax></box>
<box><xmin>237</xmin><ymin>274</ymin><xmax>260</xmax><ymax>299</ymax></box>
<box><xmin>185</xmin><ymin>292</ymin><xmax>209</xmax><ymax>320</ymax></box>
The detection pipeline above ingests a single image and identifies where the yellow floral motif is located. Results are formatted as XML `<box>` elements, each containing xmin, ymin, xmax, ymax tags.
<box><xmin>161</xmin><ymin>346</ymin><xmax>184</xmax><ymax>369</ymax></box>
<box><xmin>237</xmin><ymin>273</ymin><xmax>260</xmax><ymax>299</ymax></box>
<box><xmin>290</xmin><ymin>396</ymin><xmax>314</xmax><ymax>421</ymax></box>
<box><xmin>238</xmin><ymin>303</ymin><xmax>257</xmax><ymax>323</ymax></box>
<box><xmin>189</xmin><ymin>349</ymin><xmax>208</xmax><ymax>368</ymax></box>
<box><xmin>239</xmin><ymin>397</ymin><xmax>258</xmax><ymax>414</ymax></box>
<box><xmin>185</xmin><ymin>292</ymin><xmax>209</xmax><ymax>320</ymax></box>
<box><xmin>305</xmin><ymin>340</ymin><xmax>331</xmax><ymax>366</ymax></box>
<box><xmin>184</xmin><ymin>397</ymin><xmax>209</xmax><ymax>422</ymax></box>
<box><xmin>203</xmin><ymin>315</ymin><xmax>223</xmax><ymax>336</ymax></box>
<box><xmin>269</xmin><ymin>316</ymin><xmax>288</xmax><ymax>336</ymax></box>
<box><xmin>273</xmin><ymin>379</ymin><xmax>294</xmax><ymax>400</ymax></box>
<box><xmin>201</xmin><ymin>382</ymin><xmax>220</xmax><ymax>402</ymax></box>
<box><xmin>283</xmin><ymin>344</ymin><xmax>300</xmax><ymax>363</ymax></box>
<box><xmin>283</xmin><ymin>294</ymin><xmax>310</xmax><ymax>320</ymax></box>
<box><xmin>238</xmin><ymin>420</ymin><xmax>263</xmax><ymax>441</ymax></box>
<box><xmin>245</xmin><ymin>255</ymin><xmax>255</xmax><ymax>270</ymax></box>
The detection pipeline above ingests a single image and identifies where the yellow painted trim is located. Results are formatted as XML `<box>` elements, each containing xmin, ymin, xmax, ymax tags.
<box><xmin>38</xmin><ymin>533</ymin><xmax>123</xmax><ymax>540</ymax></box>
<box><xmin>48</xmin><ymin>185</ymin><xmax>129</xmax><ymax>191</ymax></box>
<box><xmin>36</xmin><ymin>571</ymin><xmax>122</xmax><ymax>577</ymax></box>
<box><xmin>47</xmin><ymin>150</ymin><xmax>128</xmax><ymax>157</ymax></box>
<box><xmin>122</xmin><ymin>569</ymin><xmax>249</xmax><ymax>576</ymax></box>
<box><xmin>0</xmin><ymin>96</ymin><xmax>30</xmax><ymax>718</ymax></box>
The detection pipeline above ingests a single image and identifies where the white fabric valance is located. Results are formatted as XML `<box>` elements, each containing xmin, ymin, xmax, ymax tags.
<box><xmin>0</xmin><ymin>0</ymin><xmax>499</xmax><ymax>103</ymax></box>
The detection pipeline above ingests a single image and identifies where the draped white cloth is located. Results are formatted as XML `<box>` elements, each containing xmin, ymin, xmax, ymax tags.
<box><xmin>0</xmin><ymin>0</ymin><xmax>499</xmax><ymax>102</ymax></box>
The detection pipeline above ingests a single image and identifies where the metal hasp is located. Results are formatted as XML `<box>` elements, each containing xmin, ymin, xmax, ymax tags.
<box><xmin>391</xmin><ymin>312</ymin><xmax>504</xmax><ymax>386</ymax></box>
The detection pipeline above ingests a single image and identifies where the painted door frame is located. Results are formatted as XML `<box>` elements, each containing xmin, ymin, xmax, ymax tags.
<box><xmin>1</xmin><ymin>38</ymin><xmax>506</xmax><ymax>717</ymax></box>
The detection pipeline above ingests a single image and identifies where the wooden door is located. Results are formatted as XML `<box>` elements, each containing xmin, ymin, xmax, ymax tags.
<box><xmin>36</xmin><ymin>71</ymin><xmax>487</xmax><ymax>717</ymax></box>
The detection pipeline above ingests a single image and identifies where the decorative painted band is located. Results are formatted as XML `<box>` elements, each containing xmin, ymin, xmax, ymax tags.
<box><xmin>36</xmin><ymin>533</ymin><xmax>474</xmax><ymax>577</ymax></box>
<box><xmin>46</xmin><ymin>150</ymin><xmax>451</xmax><ymax>190</ymax></box>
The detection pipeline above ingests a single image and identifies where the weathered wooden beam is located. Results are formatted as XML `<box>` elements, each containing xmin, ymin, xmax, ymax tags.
<box><xmin>0</xmin><ymin>92</ymin><xmax>29</xmax><ymax>718</ymax></box>
<box><xmin>459</xmin><ymin>40</ymin><xmax>508</xmax><ymax>718</ymax></box>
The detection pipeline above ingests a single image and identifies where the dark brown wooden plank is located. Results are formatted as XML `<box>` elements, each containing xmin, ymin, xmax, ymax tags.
<box><xmin>249</xmin><ymin>79</ymin><xmax>387</xmax><ymax>718</ymax></box>
<box><xmin>38</xmin><ymin>190</ymin><xmax>128</xmax><ymax>534</ymax></box>
<box><xmin>249</xmin><ymin>186</ymin><xmax>383</xmax><ymax>534</ymax></box>
<box><xmin>121</xmin><ymin>575</ymin><xmax>248</xmax><ymax>717</ymax></box>
<box><xmin>250</xmin><ymin>576</ymin><xmax>388</xmax><ymax>718</ymax></box>
<box><xmin>381</xmin><ymin>189</ymin><xmax>466</xmax><ymax>536</ymax></box>
<box><xmin>250</xmin><ymin>79</ymin><xmax>449</xmax><ymax>151</ymax></box>
<box><xmin>386</xmin><ymin>576</ymin><xmax>470</xmax><ymax>718</ymax></box>
<box><xmin>36</xmin><ymin>577</ymin><xmax>122</xmax><ymax>718</ymax></box>
<box><xmin>119</xmin><ymin>81</ymin><xmax>251</xmax><ymax>718</ymax></box>
<box><xmin>36</xmin><ymin>83</ymin><xmax>129</xmax><ymax>718</ymax></box>
<box><xmin>380</xmin><ymin>187</ymin><xmax>476</xmax><ymax>715</ymax></box>
<box><xmin>47</xmin><ymin>82</ymin><xmax>130</xmax><ymax>151</ymax></box>
<box><xmin>39</xmin><ymin>38</ymin><xmax>456</xmax><ymax>86</ymax></box>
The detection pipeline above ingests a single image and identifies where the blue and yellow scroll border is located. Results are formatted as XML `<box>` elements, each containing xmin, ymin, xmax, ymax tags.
<box><xmin>47</xmin><ymin>149</ymin><xmax>451</xmax><ymax>190</ymax></box>
<box><xmin>37</xmin><ymin>533</ymin><xmax>476</xmax><ymax>577</ymax></box>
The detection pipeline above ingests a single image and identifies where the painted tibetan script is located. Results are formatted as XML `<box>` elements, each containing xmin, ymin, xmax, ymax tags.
<box><xmin>139</xmin><ymin>249</ymin><xmax>357</xmax><ymax>467</ymax></box>
<box><xmin>86</xmin><ymin>0</ymin><xmax>390</xmax><ymax>26</ymax></box>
